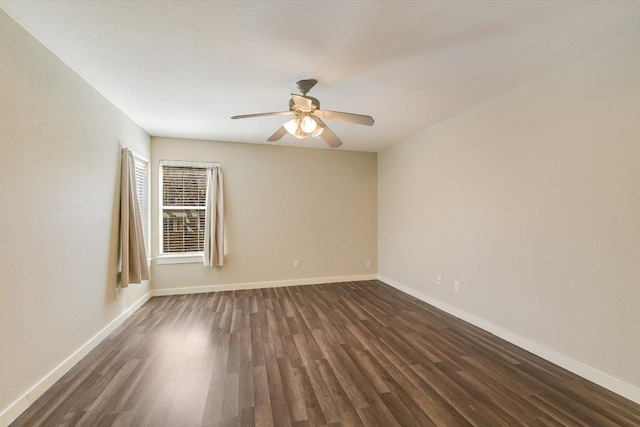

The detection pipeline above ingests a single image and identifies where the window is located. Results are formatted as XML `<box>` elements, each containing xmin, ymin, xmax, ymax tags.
<box><xmin>133</xmin><ymin>155</ymin><xmax>150</xmax><ymax>252</ymax></box>
<box><xmin>159</xmin><ymin>163</ymin><xmax>209</xmax><ymax>255</ymax></box>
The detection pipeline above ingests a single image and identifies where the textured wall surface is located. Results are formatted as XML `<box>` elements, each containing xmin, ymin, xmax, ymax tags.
<box><xmin>378</xmin><ymin>40</ymin><xmax>640</xmax><ymax>388</ymax></box>
<box><xmin>151</xmin><ymin>138</ymin><xmax>377</xmax><ymax>289</ymax></box>
<box><xmin>0</xmin><ymin>10</ymin><xmax>150</xmax><ymax>411</ymax></box>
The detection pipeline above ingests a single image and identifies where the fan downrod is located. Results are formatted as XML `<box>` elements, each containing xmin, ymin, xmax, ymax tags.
<box><xmin>296</xmin><ymin>79</ymin><xmax>317</xmax><ymax>96</ymax></box>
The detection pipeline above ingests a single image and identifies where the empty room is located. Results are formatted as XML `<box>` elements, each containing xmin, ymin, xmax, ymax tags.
<box><xmin>1</xmin><ymin>1</ymin><xmax>639</xmax><ymax>426</ymax></box>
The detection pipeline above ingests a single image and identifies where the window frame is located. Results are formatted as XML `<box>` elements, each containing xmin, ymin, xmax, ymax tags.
<box><xmin>157</xmin><ymin>160</ymin><xmax>218</xmax><ymax>264</ymax></box>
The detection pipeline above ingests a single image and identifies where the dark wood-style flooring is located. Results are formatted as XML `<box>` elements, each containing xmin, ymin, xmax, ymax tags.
<box><xmin>11</xmin><ymin>280</ymin><xmax>640</xmax><ymax>426</ymax></box>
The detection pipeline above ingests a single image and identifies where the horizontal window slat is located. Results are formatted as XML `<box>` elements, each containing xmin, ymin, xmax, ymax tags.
<box><xmin>162</xmin><ymin>166</ymin><xmax>207</xmax><ymax>207</ymax></box>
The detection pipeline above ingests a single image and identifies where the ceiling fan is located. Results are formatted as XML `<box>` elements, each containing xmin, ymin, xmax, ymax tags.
<box><xmin>231</xmin><ymin>79</ymin><xmax>374</xmax><ymax>148</ymax></box>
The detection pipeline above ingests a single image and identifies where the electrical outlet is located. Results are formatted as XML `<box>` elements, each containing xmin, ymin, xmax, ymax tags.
<box><xmin>454</xmin><ymin>281</ymin><xmax>460</xmax><ymax>292</ymax></box>
<box><xmin>366</xmin><ymin>260</ymin><xmax>372</xmax><ymax>268</ymax></box>
<box><xmin>294</xmin><ymin>260</ymin><xmax>299</xmax><ymax>268</ymax></box>
<box><xmin>437</xmin><ymin>275</ymin><xmax>442</xmax><ymax>285</ymax></box>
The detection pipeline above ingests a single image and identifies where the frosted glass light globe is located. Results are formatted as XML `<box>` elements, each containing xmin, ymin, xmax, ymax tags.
<box><xmin>300</xmin><ymin>116</ymin><xmax>317</xmax><ymax>133</ymax></box>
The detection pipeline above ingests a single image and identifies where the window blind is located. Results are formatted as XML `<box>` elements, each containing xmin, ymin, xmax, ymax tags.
<box><xmin>161</xmin><ymin>165</ymin><xmax>207</xmax><ymax>253</ymax></box>
<box><xmin>133</xmin><ymin>157</ymin><xmax>149</xmax><ymax>248</ymax></box>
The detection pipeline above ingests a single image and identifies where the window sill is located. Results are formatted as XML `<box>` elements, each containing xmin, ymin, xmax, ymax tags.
<box><xmin>155</xmin><ymin>253</ymin><xmax>203</xmax><ymax>265</ymax></box>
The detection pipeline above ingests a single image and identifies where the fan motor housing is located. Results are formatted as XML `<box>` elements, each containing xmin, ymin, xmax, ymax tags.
<box><xmin>289</xmin><ymin>97</ymin><xmax>320</xmax><ymax>112</ymax></box>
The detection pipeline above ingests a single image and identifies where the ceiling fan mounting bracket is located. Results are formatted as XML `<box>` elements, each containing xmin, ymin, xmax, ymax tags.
<box><xmin>296</xmin><ymin>79</ymin><xmax>317</xmax><ymax>96</ymax></box>
<box><xmin>289</xmin><ymin>96</ymin><xmax>320</xmax><ymax>112</ymax></box>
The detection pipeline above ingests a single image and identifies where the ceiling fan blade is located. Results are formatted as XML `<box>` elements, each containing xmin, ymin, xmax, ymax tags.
<box><xmin>313</xmin><ymin>109</ymin><xmax>374</xmax><ymax>126</ymax></box>
<box><xmin>290</xmin><ymin>94</ymin><xmax>313</xmax><ymax>110</ymax></box>
<box><xmin>267</xmin><ymin>126</ymin><xmax>287</xmax><ymax>142</ymax></box>
<box><xmin>231</xmin><ymin>111</ymin><xmax>294</xmax><ymax>120</ymax></box>
<box><xmin>315</xmin><ymin>118</ymin><xmax>343</xmax><ymax>148</ymax></box>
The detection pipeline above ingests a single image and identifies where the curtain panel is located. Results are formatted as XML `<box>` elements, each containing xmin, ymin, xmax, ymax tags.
<box><xmin>204</xmin><ymin>166</ymin><xmax>224</xmax><ymax>267</ymax></box>
<box><xmin>120</xmin><ymin>147</ymin><xmax>150</xmax><ymax>287</ymax></box>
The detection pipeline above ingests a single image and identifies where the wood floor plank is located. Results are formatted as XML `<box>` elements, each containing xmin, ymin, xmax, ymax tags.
<box><xmin>10</xmin><ymin>280</ymin><xmax>640</xmax><ymax>426</ymax></box>
<box><xmin>253</xmin><ymin>403</ymin><xmax>274</xmax><ymax>427</ymax></box>
<box><xmin>314</xmin><ymin>358</ymin><xmax>362</xmax><ymax>425</ymax></box>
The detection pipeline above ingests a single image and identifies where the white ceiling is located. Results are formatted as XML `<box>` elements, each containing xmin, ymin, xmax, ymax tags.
<box><xmin>2</xmin><ymin>1</ymin><xmax>639</xmax><ymax>152</ymax></box>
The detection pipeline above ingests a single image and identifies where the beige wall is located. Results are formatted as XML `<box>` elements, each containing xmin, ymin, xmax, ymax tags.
<box><xmin>151</xmin><ymin>137</ymin><xmax>377</xmax><ymax>290</ymax></box>
<box><xmin>378</xmin><ymin>40</ymin><xmax>640</xmax><ymax>388</ymax></box>
<box><xmin>0</xmin><ymin>10</ymin><xmax>150</xmax><ymax>413</ymax></box>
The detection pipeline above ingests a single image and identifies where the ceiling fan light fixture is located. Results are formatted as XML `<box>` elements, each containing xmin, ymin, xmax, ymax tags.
<box><xmin>283</xmin><ymin>117</ymin><xmax>302</xmax><ymax>137</ymax></box>
<box><xmin>300</xmin><ymin>115</ymin><xmax>317</xmax><ymax>133</ymax></box>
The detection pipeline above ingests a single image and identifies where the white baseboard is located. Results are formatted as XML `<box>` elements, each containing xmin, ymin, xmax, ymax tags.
<box><xmin>489</xmin><ymin>325</ymin><xmax>640</xmax><ymax>405</ymax></box>
<box><xmin>378</xmin><ymin>275</ymin><xmax>494</xmax><ymax>332</ymax></box>
<box><xmin>377</xmin><ymin>274</ymin><xmax>640</xmax><ymax>405</ymax></box>
<box><xmin>0</xmin><ymin>291</ymin><xmax>152</xmax><ymax>427</ymax></box>
<box><xmin>151</xmin><ymin>274</ymin><xmax>378</xmax><ymax>297</ymax></box>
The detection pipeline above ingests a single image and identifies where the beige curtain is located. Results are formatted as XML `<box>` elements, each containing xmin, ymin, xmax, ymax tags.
<box><xmin>204</xmin><ymin>166</ymin><xmax>224</xmax><ymax>267</ymax></box>
<box><xmin>120</xmin><ymin>147</ymin><xmax>150</xmax><ymax>287</ymax></box>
